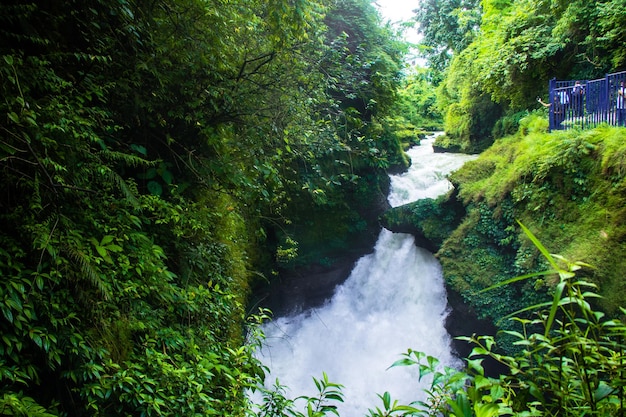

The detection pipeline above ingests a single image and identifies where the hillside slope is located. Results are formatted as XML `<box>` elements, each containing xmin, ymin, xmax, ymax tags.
<box><xmin>436</xmin><ymin>114</ymin><xmax>626</xmax><ymax>329</ymax></box>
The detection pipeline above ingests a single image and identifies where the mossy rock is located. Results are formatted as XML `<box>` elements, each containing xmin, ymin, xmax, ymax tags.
<box><xmin>380</xmin><ymin>191</ymin><xmax>467</xmax><ymax>251</ymax></box>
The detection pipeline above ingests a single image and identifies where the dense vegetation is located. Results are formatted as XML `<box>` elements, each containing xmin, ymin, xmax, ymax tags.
<box><xmin>439</xmin><ymin>116</ymin><xmax>626</xmax><ymax>324</ymax></box>
<box><xmin>0</xmin><ymin>0</ymin><xmax>414</xmax><ymax>414</ymax></box>
<box><xmin>249</xmin><ymin>223</ymin><xmax>626</xmax><ymax>416</ymax></box>
<box><xmin>405</xmin><ymin>0</ymin><xmax>626</xmax><ymax>341</ymax></box>
<box><xmin>387</xmin><ymin>226</ymin><xmax>626</xmax><ymax>417</ymax></box>
<box><xmin>375</xmin><ymin>0</ymin><xmax>626</xmax><ymax>414</ymax></box>
<box><xmin>3</xmin><ymin>0</ymin><xmax>626</xmax><ymax>415</ymax></box>
<box><xmin>414</xmin><ymin>0</ymin><xmax>626</xmax><ymax>152</ymax></box>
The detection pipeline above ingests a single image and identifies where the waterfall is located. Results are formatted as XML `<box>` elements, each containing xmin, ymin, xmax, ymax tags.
<box><xmin>256</xmin><ymin>134</ymin><xmax>477</xmax><ymax>416</ymax></box>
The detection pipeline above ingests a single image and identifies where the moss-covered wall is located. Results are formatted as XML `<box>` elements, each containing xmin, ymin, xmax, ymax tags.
<box><xmin>386</xmin><ymin>114</ymin><xmax>626</xmax><ymax>341</ymax></box>
<box><xmin>379</xmin><ymin>191</ymin><xmax>467</xmax><ymax>252</ymax></box>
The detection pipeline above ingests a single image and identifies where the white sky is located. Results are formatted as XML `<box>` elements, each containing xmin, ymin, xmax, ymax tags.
<box><xmin>375</xmin><ymin>0</ymin><xmax>424</xmax><ymax>66</ymax></box>
<box><xmin>375</xmin><ymin>0</ymin><xmax>417</xmax><ymax>23</ymax></box>
<box><xmin>374</xmin><ymin>0</ymin><xmax>421</xmax><ymax>44</ymax></box>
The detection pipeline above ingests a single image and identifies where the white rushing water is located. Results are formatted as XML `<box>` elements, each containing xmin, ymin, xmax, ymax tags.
<box><xmin>256</xmin><ymin>134</ymin><xmax>477</xmax><ymax>416</ymax></box>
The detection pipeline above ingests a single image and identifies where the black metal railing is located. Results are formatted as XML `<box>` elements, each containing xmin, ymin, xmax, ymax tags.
<box><xmin>547</xmin><ymin>71</ymin><xmax>626</xmax><ymax>131</ymax></box>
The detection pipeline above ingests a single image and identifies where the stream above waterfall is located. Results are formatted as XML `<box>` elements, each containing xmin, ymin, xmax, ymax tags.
<box><xmin>255</xmin><ymin>134</ymin><xmax>477</xmax><ymax>416</ymax></box>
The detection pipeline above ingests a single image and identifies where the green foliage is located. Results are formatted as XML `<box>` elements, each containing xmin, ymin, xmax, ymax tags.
<box><xmin>435</xmin><ymin>64</ymin><xmax>503</xmax><ymax>152</ymax></box>
<box><xmin>0</xmin><ymin>0</ymin><xmax>410</xmax><ymax>414</ymax></box>
<box><xmin>413</xmin><ymin>0</ymin><xmax>482</xmax><ymax>74</ymax></box>
<box><xmin>597</xmin><ymin>0</ymin><xmax>626</xmax><ymax>69</ymax></box>
<box><xmin>439</xmin><ymin>124</ymin><xmax>626</xmax><ymax>345</ymax></box>
<box><xmin>22</xmin><ymin>0</ymin><xmax>626</xmax><ymax>415</ymax></box>
<box><xmin>418</xmin><ymin>0</ymin><xmax>626</xmax><ymax>149</ymax></box>
<box><xmin>251</xmin><ymin>373</ymin><xmax>344</xmax><ymax>417</ymax></box>
<box><xmin>394</xmin><ymin>68</ymin><xmax>444</xmax><ymax>132</ymax></box>
<box><xmin>492</xmin><ymin>111</ymin><xmax>529</xmax><ymax>139</ymax></box>
<box><xmin>389</xmin><ymin>349</ymin><xmax>513</xmax><ymax>416</ymax></box>
<box><xmin>268</xmin><ymin>0</ymin><xmax>409</xmax><ymax>268</ymax></box>
<box><xmin>387</xmin><ymin>224</ymin><xmax>626</xmax><ymax>416</ymax></box>
<box><xmin>247</xmin><ymin>224</ymin><xmax>626</xmax><ymax>416</ymax></box>
<box><xmin>0</xmin><ymin>392</ymin><xmax>59</xmax><ymax>417</ymax></box>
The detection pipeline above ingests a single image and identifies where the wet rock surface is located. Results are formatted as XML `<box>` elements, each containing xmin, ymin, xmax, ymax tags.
<box><xmin>445</xmin><ymin>286</ymin><xmax>508</xmax><ymax>377</ymax></box>
<box><xmin>257</xmin><ymin>247</ymin><xmax>373</xmax><ymax>317</ymax></box>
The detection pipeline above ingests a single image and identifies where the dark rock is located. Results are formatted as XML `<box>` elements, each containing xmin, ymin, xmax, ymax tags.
<box><xmin>445</xmin><ymin>286</ymin><xmax>509</xmax><ymax>377</ymax></box>
<box><xmin>380</xmin><ymin>219</ymin><xmax>438</xmax><ymax>252</ymax></box>
<box><xmin>256</xmin><ymin>249</ymin><xmax>370</xmax><ymax>317</ymax></box>
<box><xmin>433</xmin><ymin>143</ymin><xmax>461</xmax><ymax>153</ymax></box>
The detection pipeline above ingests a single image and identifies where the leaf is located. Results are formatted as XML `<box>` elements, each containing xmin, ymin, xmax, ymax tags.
<box><xmin>466</xmin><ymin>358</ymin><xmax>485</xmax><ymax>376</ymax></box>
<box><xmin>447</xmin><ymin>392</ymin><xmax>472</xmax><ymax>417</ymax></box>
<box><xmin>139</xmin><ymin>167</ymin><xmax>157</xmax><ymax>180</ymax></box>
<box><xmin>31</xmin><ymin>333</ymin><xmax>43</xmax><ymax>348</ymax></box>
<box><xmin>161</xmin><ymin>170</ymin><xmax>174</xmax><ymax>185</ymax></box>
<box><xmin>394</xmin><ymin>405</ymin><xmax>422</xmax><ymax>413</ymax></box>
<box><xmin>382</xmin><ymin>391</ymin><xmax>391</xmax><ymax>409</ymax></box>
<box><xmin>95</xmin><ymin>245</ymin><xmax>108</xmax><ymax>258</ymax></box>
<box><xmin>130</xmin><ymin>143</ymin><xmax>147</xmax><ymax>156</ymax></box>
<box><xmin>35</xmin><ymin>275</ymin><xmax>44</xmax><ymax>290</ymax></box>
<box><xmin>106</xmin><ymin>244</ymin><xmax>123</xmax><ymax>253</ymax></box>
<box><xmin>517</xmin><ymin>220</ymin><xmax>560</xmax><ymax>271</ymax></box>
<box><xmin>474</xmin><ymin>402</ymin><xmax>501</xmax><ymax>417</ymax></box>
<box><xmin>501</xmin><ymin>300</ymin><xmax>553</xmax><ymax>321</ymax></box>
<box><xmin>474</xmin><ymin>375</ymin><xmax>491</xmax><ymax>390</ymax></box>
<box><xmin>147</xmin><ymin>181</ymin><xmax>162</xmax><ymax>196</ymax></box>
<box><xmin>325</xmin><ymin>394</ymin><xmax>343</xmax><ymax>402</ymax></box>
<box><xmin>2</xmin><ymin>307</ymin><xmax>13</xmax><ymax>323</ymax></box>
<box><xmin>100</xmin><ymin>235</ymin><xmax>114</xmax><ymax>245</ymax></box>
<box><xmin>501</xmin><ymin>330</ymin><xmax>524</xmax><ymax>340</ymax></box>
<box><xmin>480</xmin><ymin>270</ymin><xmax>555</xmax><ymax>293</ymax></box>
<box><xmin>593</xmin><ymin>381</ymin><xmax>615</xmax><ymax>402</ymax></box>
<box><xmin>544</xmin><ymin>280</ymin><xmax>566</xmax><ymax>337</ymax></box>
<box><xmin>470</xmin><ymin>346</ymin><xmax>489</xmax><ymax>356</ymax></box>
<box><xmin>427</xmin><ymin>355</ymin><xmax>440</xmax><ymax>369</ymax></box>
<box><xmin>389</xmin><ymin>358</ymin><xmax>416</xmax><ymax>368</ymax></box>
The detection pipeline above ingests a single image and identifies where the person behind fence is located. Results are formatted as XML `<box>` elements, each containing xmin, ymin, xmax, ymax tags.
<box><xmin>617</xmin><ymin>80</ymin><xmax>626</xmax><ymax>127</ymax></box>
<box><xmin>571</xmin><ymin>80</ymin><xmax>585</xmax><ymax>117</ymax></box>
<box><xmin>538</xmin><ymin>93</ymin><xmax>565</xmax><ymax>129</ymax></box>
<box><xmin>557</xmin><ymin>87</ymin><xmax>570</xmax><ymax>114</ymax></box>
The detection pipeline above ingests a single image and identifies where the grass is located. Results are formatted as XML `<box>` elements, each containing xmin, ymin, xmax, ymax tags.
<box><xmin>440</xmin><ymin>115</ymin><xmax>626</xmax><ymax>318</ymax></box>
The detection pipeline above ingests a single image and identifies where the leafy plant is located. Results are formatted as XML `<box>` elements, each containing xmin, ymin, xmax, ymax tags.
<box><xmin>251</xmin><ymin>373</ymin><xmax>344</xmax><ymax>417</ymax></box>
<box><xmin>0</xmin><ymin>0</ymin><xmax>410</xmax><ymax>415</ymax></box>
<box><xmin>393</xmin><ymin>222</ymin><xmax>626</xmax><ymax>416</ymax></box>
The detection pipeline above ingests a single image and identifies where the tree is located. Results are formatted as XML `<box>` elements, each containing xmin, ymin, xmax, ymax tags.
<box><xmin>425</xmin><ymin>0</ymin><xmax>626</xmax><ymax>151</ymax></box>
<box><xmin>0</xmin><ymin>0</ymin><xmax>410</xmax><ymax>413</ymax></box>
<box><xmin>413</xmin><ymin>0</ymin><xmax>481</xmax><ymax>75</ymax></box>
<box><xmin>394</xmin><ymin>67</ymin><xmax>444</xmax><ymax>132</ymax></box>
<box><xmin>263</xmin><ymin>0</ymin><xmax>409</xmax><ymax>267</ymax></box>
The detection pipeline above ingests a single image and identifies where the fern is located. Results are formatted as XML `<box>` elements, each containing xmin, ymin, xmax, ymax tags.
<box><xmin>97</xmin><ymin>164</ymin><xmax>141</xmax><ymax>208</ymax></box>
<box><xmin>63</xmin><ymin>244</ymin><xmax>111</xmax><ymax>300</ymax></box>
<box><xmin>99</xmin><ymin>149</ymin><xmax>154</xmax><ymax>169</ymax></box>
<box><xmin>0</xmin><ymin>393</ymin><xmax>57</xmax><ymax>417</ymax></box>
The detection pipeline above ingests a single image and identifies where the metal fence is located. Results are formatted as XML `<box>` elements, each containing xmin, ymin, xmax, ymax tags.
<box><xmin>547</xmin><ymin>71</ymin><xmax>626</xmax><ymax>131</ymax></box>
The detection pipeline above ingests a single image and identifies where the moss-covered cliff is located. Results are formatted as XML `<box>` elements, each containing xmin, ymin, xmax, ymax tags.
<box><xmin>390</xmin><ymin>113</ymin><xmax>626</xmax><ymax>337</ymax></box>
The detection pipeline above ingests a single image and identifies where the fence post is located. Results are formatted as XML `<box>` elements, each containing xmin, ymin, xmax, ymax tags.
<box><xmin>603</xmin><ymin>74</ymin><xmax>609</xmax><ymax>125</ymax></box>
<box><xmin>549</xmin><ymin>78</ymin><xmax>556</xmax><ymax>131</ymax></box>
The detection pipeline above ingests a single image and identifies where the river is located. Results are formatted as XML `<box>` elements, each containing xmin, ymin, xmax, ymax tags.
<box><xmin>255</xmin><ymin>133</ymin><xmax>477</xmax><ymax>416</ymax></box>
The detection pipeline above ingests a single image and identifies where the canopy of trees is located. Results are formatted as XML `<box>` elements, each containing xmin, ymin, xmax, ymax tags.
<box><xmin>0</xmin><ymin>0</ymin><xmax>408</xmax><ymax>414</ymax></box>
<box><xmin>414</xmin><ymin>0</ymin><xmax>626</xmax><ymax>151</ymax></box>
